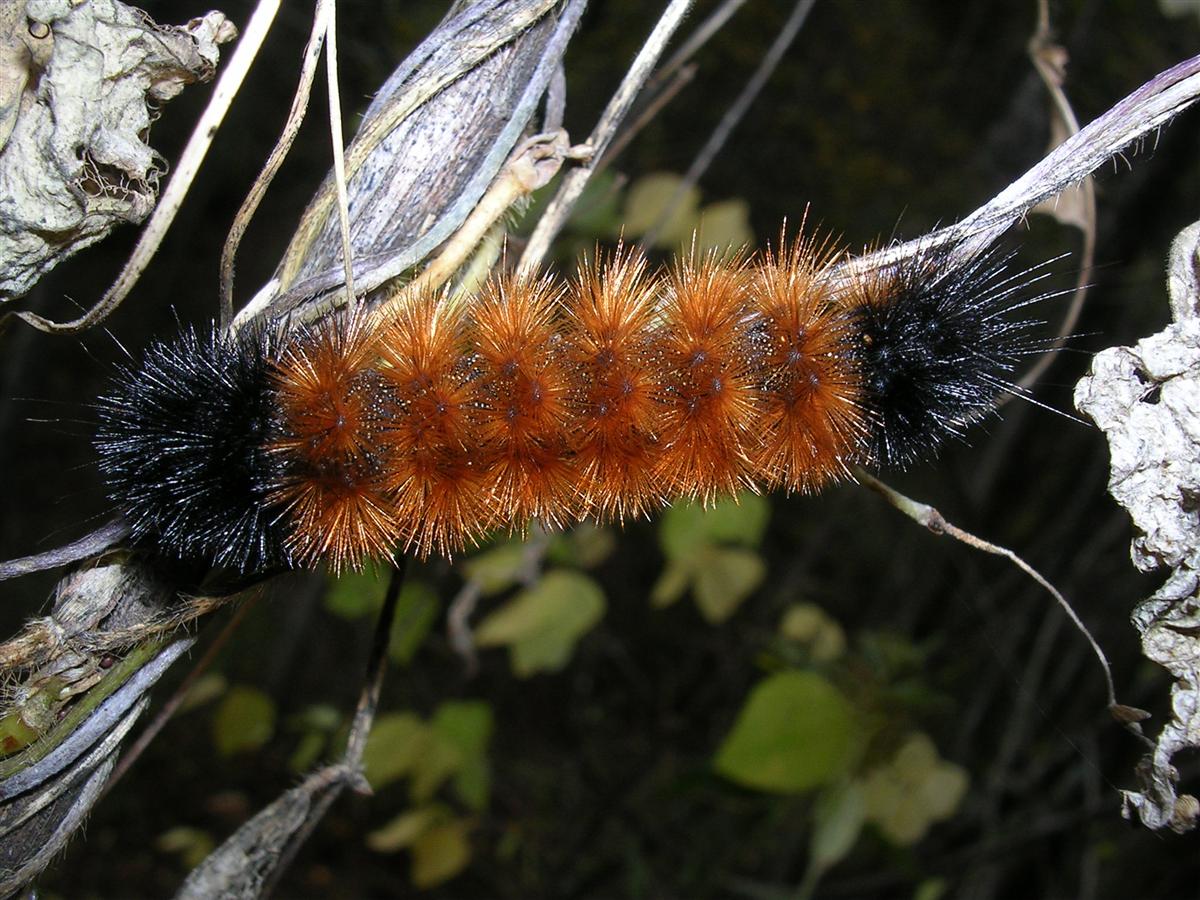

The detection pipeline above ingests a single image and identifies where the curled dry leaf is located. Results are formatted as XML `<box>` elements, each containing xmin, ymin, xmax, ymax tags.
<box><xmin>0</xmin><ymin>1</ymin><xmax>233</xmax><ymax>301</ymax></box>
<box><xmin>1075</xmin><ymin>220</ymin><xmax>1200</xmax><ymax>833</ymax></box>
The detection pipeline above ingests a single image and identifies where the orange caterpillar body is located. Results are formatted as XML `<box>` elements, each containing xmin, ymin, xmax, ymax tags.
<box><xmin>272</xmin><ymin>247</ymin><xmax>861</xmax><ymax>569</ymax></box>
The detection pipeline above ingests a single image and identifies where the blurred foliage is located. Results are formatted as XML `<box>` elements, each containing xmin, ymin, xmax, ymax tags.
<box><xmin>714</xmin><ymin>670</ymin><xmax>863</xmax><ymax>793</ymax></box>
<box><xmin>653</xmin><ymin>493</ymin><xmax>770</xmax><ymax>622</ymax></box>
<box><xmin>475</xmin><ymin>570</ymin><xmax>607</xmax><ymax>677</ymax></box>
<box><xmin>211</xmin><ymin>685</ymin><xmax>276</xmax><ymax>757</ymax></box>
<box><xmin>360</xmin><ymin>701</ymin><xmax>493</xmax><ymax>888</ymax></box>
<box><xmin>9</xmin><ymin>0</ymin><xmax>1200</xmax><ymax>898</ymax></box>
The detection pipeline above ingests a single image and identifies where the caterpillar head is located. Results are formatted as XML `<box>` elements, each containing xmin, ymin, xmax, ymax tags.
<box><xmin>95</xmin><ymin>326</ymin><xmax>290</xmax><ymax>573</ymax></box>
<box><xmin>846</xmin><ymin>248</ymin><xmax>1034</xmax><ymax>468</ymax></box>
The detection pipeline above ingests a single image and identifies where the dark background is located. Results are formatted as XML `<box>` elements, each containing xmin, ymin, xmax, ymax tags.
<box><xmin>2</xmin><ymin>0</ymin><xmax>1198</xmax><ymax>896</ymax></box>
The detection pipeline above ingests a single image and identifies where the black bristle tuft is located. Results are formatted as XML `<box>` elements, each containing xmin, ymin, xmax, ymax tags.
<box><xmin>848</xmin><ymin>246</ymin><xmax>1038</xmax><ymax>469</ymax></box>
<box><xmin>95</xmin><ymin>326</ymin><xmax>290</xmax><ymax>572</ymax></box>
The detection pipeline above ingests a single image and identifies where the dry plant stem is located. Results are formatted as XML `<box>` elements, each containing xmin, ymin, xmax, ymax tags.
<box><xmin>0</xmin><ymin>519</ymin><xmax>129</xmax><ymax>581</ymax></box>
<box><xmin>220</xmin><ymin>0</ymin><xmax>328</xmax><ymax>327</ymax></box>
<box><xmin>344</xmin><ymin>556</ymin><xmax>407</xmax><ymax>768</ymax></box>
<box><xmin>836</xmin><ymin>52</ymin><xmax>1200</xmax><ymax>285</ymax></box>
<box><xmin>101</xmin><ymin>596</ymin><xmax>259</xmax><ymax>797</ymax></box>
<box><xmin>270</xmin><ymin>0</ymin><xmax>576</xmax><ymax>302</ymax></box>
<box><xmin>261</xmin><ymin>556</ymin><xmax>409</xmax><ymax>896</ymax></box>
<box><xmin>0</xmin><ymin>638</ymin><xmax>193</xmax><ymax>801</ymax></box>
<box><xmin>641</xmin><ymin>0</ymin><xmax>816</xmax><ymax>249</ymax></box>
<box><xmin>322</xmin><ymin>0</ymin><xmax>356</xmax><ymax>313</ymax></box>
<box><xmin>0</xmin><ymin>589</ymin><xmax>249</xmax><ymax>675</ymax></box>
<box><xmin>448</xmin><ymin>579</ymin><xmax>483</xmax><ymax>676</ymax></box>
<box><xmin>242</xmin><ymin>0</ymin><xmax>585</xmax><ymax>327</ymax></box>
<box><xmin>13</xmin><ymin>0</ymin><xmax>282</xmax><ymax>335</ymax></box>
<box><xmin>1011</xmin><ymin>0</ymin><xmax>1097</xmax><ymax>396</ymax></box>
<box><xmin>545</xmin><ymin>63</ymin><xmax>567</xmax><ymax>133</ymax></box>
<box><xmin>520</xmin><ymin>0</ymin><xmax>695</xmax><ymax>272</ymax></box>
<box><xmin>854</xmin><ymin>467</ymin><xmax>1120</xmax><ymax>714</ymax></box>
<box><xmin>372</xmin><ymin>131</ymin><xmax>584</xmax><ymax>321</ymax></box>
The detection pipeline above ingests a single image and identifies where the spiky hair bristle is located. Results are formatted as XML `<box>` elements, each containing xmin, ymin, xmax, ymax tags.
<box><xmin>752</xmin><ymin>235</ymin><xmax>865</xmax><ymax>493</ymax></box>
<box><xmin>95</xmin><ymin>326</ymin><xmax>288</xmax><ymax>572</ymax></box>
<box><xmin>470</xmin><ymin>272</ymin><xmax>578</xmax><ymax>530</ymax></box>
<box><xmin>843</xmin><ymin>246</ymin><xmax>1037</xmax><ymax>468</ymax></box>
<box><xmin>270</xmin><ymin>315</ymin><xmax>398</xmax><ymax>570</ymax></box>
<box><xmin>564</xmin><ymin>248</ymin><xmax>666</xmax><ymax>521</ymax></box>
<box><xmin>377</xmin><ymin>291</ymin><xmax>491</xmax><ymax>557</ymax></box>
<box><xmin>653</xmin><ymin>251</ymin><xmax>761</xmax><ymax>503</ymax></box>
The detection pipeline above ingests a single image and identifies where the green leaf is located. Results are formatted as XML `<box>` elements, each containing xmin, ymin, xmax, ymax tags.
<box><xmin>621</xmin><ymin>172</ymin><xmax>700</xmax><ymax>246</ymax></box>
<box><xmin>432</xmin><ymin>701</ymin><xmax>492</xmax><ymax>758</ymax></box>
<box><xmin>388</xmin><ymin>581</ymin><xmax>440</xmax><ymax>665</ymax></box>
<box><xmin>461</xmin><ymin>541</ymin><xmax>528</xmax><ymax>596</ymax></box>
<box><xmin>650</xmin><ymin>558</ymin><xmax>693</xmax><ymax>609</ymax></box>
<box><xmin>692</xmin><ymin>546</ymin><xmax>766</xmax><ymax>623</ymax></box>
<box><xmin>475</xmin><ymin>570</ymin><xmax>606</xmax><ymax>677</ymax></box>
<box><xmin>288</xmin><ymin>703</ymin><xmax>341</xmax><ymax>733</ymax></box>
<box><xmin>212</xmin><ymin>686</ymin><xmax>276</xmax><ymax>757</ymax></box>
<box><xmin>795</xmin><ymin>781</ymin><xmax>867</xmax><ymax>900</ymax></box>
<box><xmin>453</xmin><ymin>754</ymin><xmax>491</xmax><ymax>812</ymax></box>
<box><xmin>366</xmin><ymin>804</ymin><xmax>446</xmax><ymax>853</ymax></box>
<box><xmin>914</xmin><ymin>878</ymin><xmax>950</xmax><ymax>900</ymax></box>
<box><xmin>362</xmin><ymin>712</ymin><xmax>429</xmax><ymax>790</ymax></box>
<box><xmin>861</xmin><ymin>732</ymin><xmax>968</xmax><ymax>846</ymax></box>
<box><xmin>289</xmin><ymin>731</ymin><xmax>327</xmax><ymax>773</ymax></box>
<box><xmin>432</xmin><ymin>701</ymin><xmax>493</xmax><ymax>811</ymax></box>
<box><xmin>286</xmin><ymin>704</ymin><xmax>343</xmax><ymax>771</ymax></box>
<box><xmin>325</xmin><ymin>570</ymin><xmax>386</xmax><ymax>619</ymax></box>
<box><xmin>659</xmin><ymin>493</ymin><xmax>769</xmax><ymax>560</ymax></box>
<box><xmin>694</xmin><ymin>198</ymin><xmax>753</xmax><ymax>256</ymax></box>
<box><xmin>411</xmin><ymin>820</ymin><xmax>473</xmax><ymax>888</ymax></box>
<box><xmin>714</xmin><ymin>671</ymin><xmax>860</xmax><ymax>793</ymax></box>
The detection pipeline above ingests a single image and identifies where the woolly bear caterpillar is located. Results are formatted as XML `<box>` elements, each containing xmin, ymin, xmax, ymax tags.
<box><xmin>95</xmin><ymin>237</ymin><xmax>1037</xmax><ymax>573</ymax></box>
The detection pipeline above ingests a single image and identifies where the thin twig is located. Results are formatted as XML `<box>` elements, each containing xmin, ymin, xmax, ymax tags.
<box><xmin>448</xmin><ymin>580</ymin><xmax>483</xmax><ymax>676</ymax></box>
<box><xmin>595</xmin><ymin>0</ymin><xmax>751</xmax><ymax>175</ymax></box>
<box><xmin>0</xmin><ymin>519</ymin><xmax>129</xmax><ymax>581</ymax></box>
<box><xmin>1010</xmin><ymin>0</ymin><xmax>1097</xmax><ymax>395</ymax></box>
<box><xmin>322</xmin><ymin>0</ymin><xmax>357</xmax><ymax>313</ymax></box>
<box><xmin>641</xmin><ymin>0</ymin><xmax>816</xmax><ymax>249</ymax></box>
<box><xmin>220</xmin><ymin>0</ymin><xmax>328</xmax><ymax>327</ymax></box>
<box><xmin>520</xmin><ymin>0</ymin><xmax>695</xmax><ymax>272</ymax></box>
<box><xmin>261</xmin><ymin>556</ymin><xmax>409</xmax><ymax>897</ymax></box>
<box><xmin>853</xmin><ymin>468</ymin><xmax>1120</xmax><ymax>714</ymax></box>
<box><xmin>343</xmin><ymin>555</ymin><xmax>408</xmax><ymax>770</ymax></box>
<box><xmin>447</xmin><ymin>527</ymin><xmax>550</xmax><ymax>675</ymax></box>
<box><xmin>12</xmin><ymin>0</ymin><xmax>282</xmax><ymax>335</ymax></box>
